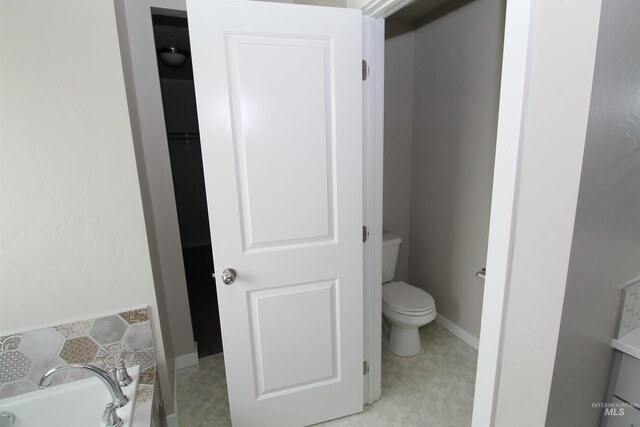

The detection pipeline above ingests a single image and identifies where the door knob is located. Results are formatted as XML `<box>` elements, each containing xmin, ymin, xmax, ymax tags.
<box><xmin>221</xmin><ymin>268</ymin><xmax>237</xmax><ymax>285</ymax></box>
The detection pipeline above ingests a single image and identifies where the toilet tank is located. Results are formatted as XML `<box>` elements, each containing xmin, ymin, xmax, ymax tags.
<box><xmin>382</xmin><ymin>232</ymin><xmax>402</xmax><ymax>283</ymax></box>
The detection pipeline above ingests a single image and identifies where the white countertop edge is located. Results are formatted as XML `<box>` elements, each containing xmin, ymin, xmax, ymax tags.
<box><xmin>613</xmin><ymin>328</ymin><xmax>640</xmax><ymax>360</ymax></box>
<box><xmin>132</xmin><ymin>401</ymin><xmax>152</xmax><ymax>427</ymax></box>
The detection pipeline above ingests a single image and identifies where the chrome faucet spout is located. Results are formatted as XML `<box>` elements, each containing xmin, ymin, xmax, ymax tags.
<box><xmin>38</xmin><ymin>364</ymin><xmax>129</xmax><ymax>408</ymax></box>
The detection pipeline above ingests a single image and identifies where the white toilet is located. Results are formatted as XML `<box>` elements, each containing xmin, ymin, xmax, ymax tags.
<box><xmin>382</xmin><ymin>232</ymin><xmax>436</xmax><ymax>356</ymax></box>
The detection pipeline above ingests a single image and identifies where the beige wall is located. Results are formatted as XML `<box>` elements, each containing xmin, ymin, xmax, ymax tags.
<box><xmin>406</xmin><ymin>0</ymin><xmax>504</xmax><ymax>338</ymax></box>
<box><xmin>546</xmin><ymin>0</ymin><xmax>640</xmax><ymax>425</ymax></box>
<box><xmin>493</xmin><ymin>1</ymin><xmax>602</xmax><ymax>425</ymax></box>
<box><xmin>383</xmin><ymin>18</ymin><xmax>415</xmax><ymax>282</ymax></box>
<box><xmin>0</xmin><ymin>0</ymin><xmax>170</xmax><ymax>406</ymax></box>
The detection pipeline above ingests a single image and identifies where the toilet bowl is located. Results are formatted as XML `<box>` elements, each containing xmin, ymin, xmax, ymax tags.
<box><xmin>381</xmin><ymin>233</ymin><xmax>437</xmax><ymax>356</ymax></box>
<box><xmin>382</xmin><ymin>281</ymin><xmax>436</xmax><ymax>356</ymax></box>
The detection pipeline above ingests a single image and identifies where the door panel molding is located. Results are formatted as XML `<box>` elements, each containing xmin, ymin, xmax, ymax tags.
<box><xmin>188</xmin><ymin>1</ymin><xmax>363</xmax><ymax>425</ymax></box>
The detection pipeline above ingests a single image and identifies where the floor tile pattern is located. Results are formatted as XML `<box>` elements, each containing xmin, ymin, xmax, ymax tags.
<box><xmin>178</xmin><ymin>352</ymin><xmax>231</xmax><ymax>427</ymax></box>
<box><xmin>177</xmin><ymin>323</ymin><xmax>477</xmax><ymax>427</ymax></box>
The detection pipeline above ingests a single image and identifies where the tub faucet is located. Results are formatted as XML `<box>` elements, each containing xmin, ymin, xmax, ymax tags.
<box><xmin>38</xmin><ymin>364</ymin><xmax>129</xmax><ymax>408</ymax></box>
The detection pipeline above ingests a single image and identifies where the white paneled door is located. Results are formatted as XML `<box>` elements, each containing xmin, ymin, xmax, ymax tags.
<box><xmin>187</xmin><ymin>1</ymin><xmax>363</xmax><ymax>425</ymax></box>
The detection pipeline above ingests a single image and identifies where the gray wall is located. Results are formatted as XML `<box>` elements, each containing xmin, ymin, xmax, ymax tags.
<box><xmin>383</xmin><ymin>18</ymin><xmax>415</xmax><ymax>282</ymax></box>
<box><xmin>406</xmin><ymin>0</ymin><xmax>504</xmax><ymax>338</ymax></box>
<box><xmin>546</xmin><ymin>0</ymin><xmax>640</xmax><ymax>425</ymax></box>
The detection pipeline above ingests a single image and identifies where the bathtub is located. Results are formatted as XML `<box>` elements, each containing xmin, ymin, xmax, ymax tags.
<box><xmin>0</xmin><ymin>365</ymin><xmax>140</xmax><ymax>427</ymax></box>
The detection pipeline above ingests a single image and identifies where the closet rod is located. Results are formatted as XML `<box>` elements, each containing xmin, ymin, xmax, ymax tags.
<box><xmin>167</xmin><ymin>131</ymin><xmax>200</xmax><ymax>140</ymax></box>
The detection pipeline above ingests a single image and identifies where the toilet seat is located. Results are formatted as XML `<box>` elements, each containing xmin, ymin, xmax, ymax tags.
<box><xmin>382</xmin><ymin>281</ymin><xmax>435</xmax><ymax>316</ymax></box>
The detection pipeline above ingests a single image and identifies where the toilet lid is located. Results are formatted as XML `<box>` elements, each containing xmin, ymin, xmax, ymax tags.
<box><xmin>382</xmin><ymin>281</ymin><xmax>435</xmax><ymax>314</ymax></box>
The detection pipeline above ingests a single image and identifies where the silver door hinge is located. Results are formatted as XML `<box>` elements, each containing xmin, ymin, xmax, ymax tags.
<box><xmin>362</xmin><ymin>60</ymin><xmax>368</xmax><ymax>81</ymax></box>
<box><xmin>363</xmin><ymin>225</ymin><xmax>369</xmax><ymax>243</ymax></box>
<box><xmin>363</xmin><ymin>361</ymin><xmax>369</xmax><ymax>375</ymax></box>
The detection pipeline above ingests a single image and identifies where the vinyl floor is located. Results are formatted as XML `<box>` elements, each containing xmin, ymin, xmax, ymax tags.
<box><xmin>177</xmin><ymin>323</ymin><xmax>478</xmax><ymax>427</ymax></box>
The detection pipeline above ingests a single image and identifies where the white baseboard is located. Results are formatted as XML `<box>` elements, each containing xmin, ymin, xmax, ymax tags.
<box><xmin>165</xmin><ymin>359</ymin><xmax>180</xmax><ymax>427</ymax></box>
<box><xmin>175</xmin><ymin>351</ymin><xmax>199</xmax><ymax>370</ymax></box>
<box><xmin>435</xmin><ymin>314</ymin><xmax>479</xmax><ymax>350</ymax></box>
<box><xmin>165</xmin><ymin>343</ymin><xmax>199</xmax><ymax>425</ymax></box>
<box><xmin>166</xmin><ymin>412</ymin><xmax>178</xmax><ymax>427</ymax></box>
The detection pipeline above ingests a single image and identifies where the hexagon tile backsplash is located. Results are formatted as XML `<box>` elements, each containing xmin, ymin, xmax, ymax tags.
<box><xmin>0</xmin><ymin>307</ymin><xmax>156</xmax><ymax>404</ymax></box>
<box><xmin>618</xmin><ymin>280</ymin><xmax>640</xmax><ymax>339</ymax></box>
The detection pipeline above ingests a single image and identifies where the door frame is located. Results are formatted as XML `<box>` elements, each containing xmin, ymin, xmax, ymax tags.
<box><xmin>361</xmin><ymin>14</ymin><xmax>385</xmax><ymax>405</ymax></box>
<box><xmin>362</xmin><ymin>0</ymin><xmax>417</xmax><ymax>18</ymax></box>
<box><xmin>113</xmin><ymin>0</ymin><xmax>191</xmax><ymax>425</ymax></box>
<box><xmin>361</xmin><ymin>0</ymin><xmax>534</xmax><ymax>425</ymax></box>
<box><xmin>117</xmin><ymin>0</ymin><xmax>534</xmax><ymax>424</ymax></box>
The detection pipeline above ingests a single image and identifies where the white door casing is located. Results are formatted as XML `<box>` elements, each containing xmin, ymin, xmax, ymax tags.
<box><xmin>187</xmin><ymin>1</ymin><xmax>363</xmax><ymax>426</ymax></box>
